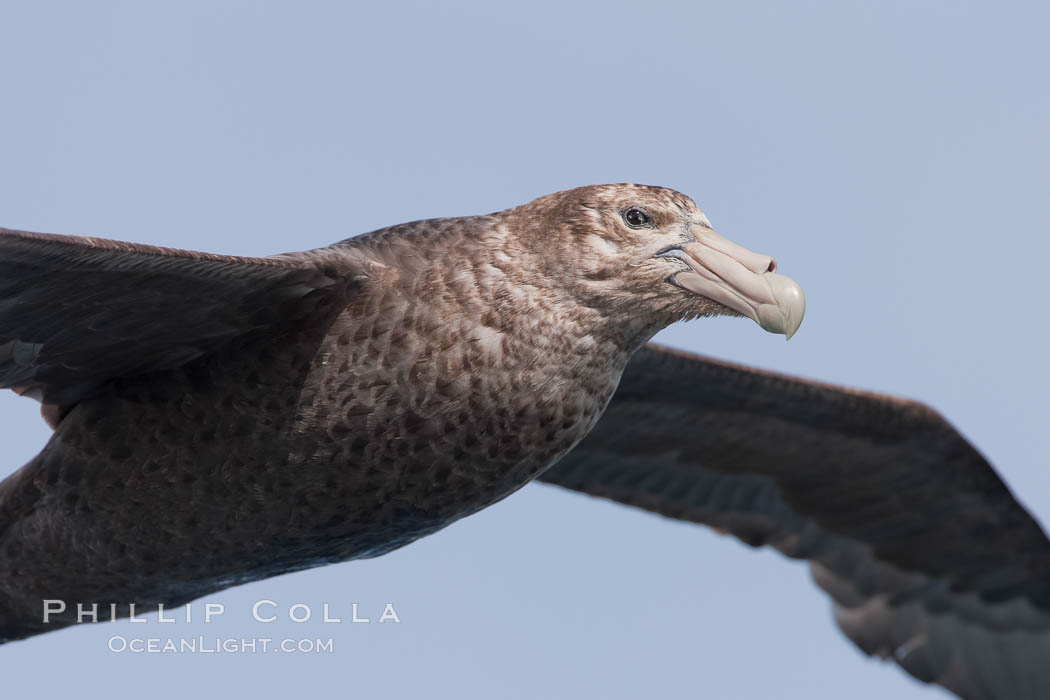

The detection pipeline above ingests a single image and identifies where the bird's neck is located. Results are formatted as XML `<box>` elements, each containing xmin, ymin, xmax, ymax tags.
<box><xmin>434</xmin><ymin>251</ymin><xmax>648</xmax><ymax>376</ymax></box>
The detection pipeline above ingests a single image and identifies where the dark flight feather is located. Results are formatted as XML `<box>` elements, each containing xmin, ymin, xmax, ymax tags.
<box><xmin>0</xmin><ymin>227</ymin><xmax>343</xmax><ymax>412</ymax></box>
<box><xmin>541</xmin><ymin>345</ymin><xmax>1050</xmax><ymax>700</ymax></box>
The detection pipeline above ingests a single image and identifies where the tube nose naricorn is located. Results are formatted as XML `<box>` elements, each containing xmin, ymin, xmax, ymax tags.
<box><xmin>673</xmin><ymin>225</ymin><xmax>806</xmax><ymax>340</ymax></box>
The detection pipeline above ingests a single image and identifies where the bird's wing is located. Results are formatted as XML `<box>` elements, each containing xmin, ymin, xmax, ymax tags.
<box><xmin>0</xmin><ymin>226</ymin><xmax>346</xmax><ymax>417</ymax></box>
<box><xmin>540</xmin><ymin>343</ymin><xmax>1050</xmax><ymax>700</ymax></box>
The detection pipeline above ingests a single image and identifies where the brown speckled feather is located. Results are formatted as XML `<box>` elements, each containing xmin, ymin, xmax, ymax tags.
<box><xmin>0</xmin><ymin>187</ymin><xmax>676</xmax><ymax>644</ymax></box>
<box><xmin>540</xmin><ymin>344</ymin><xmax>1050</xmax><ymax>700</ymax></box>
<box><xmin>1</xmin><ymin>185</ymin><xmax>1047</xmax><ymax>700</ymax></box>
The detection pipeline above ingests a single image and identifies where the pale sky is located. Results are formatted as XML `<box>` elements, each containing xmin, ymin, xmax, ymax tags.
<box><xmin>1</xmin><ymin>2</ymin><xmax>1048</xmax><ymax>698</ymax></box>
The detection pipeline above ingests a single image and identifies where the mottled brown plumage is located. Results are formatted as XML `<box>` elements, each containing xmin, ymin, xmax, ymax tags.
<box><xmin>0</xmin><ymin>184</ymin><xmax>1046</xmax><ymax>700</ymax></box>
<box><xmin>0</xmin><ymin>185</ymin><xmax>733</xmax><ymax>637</ymax></box>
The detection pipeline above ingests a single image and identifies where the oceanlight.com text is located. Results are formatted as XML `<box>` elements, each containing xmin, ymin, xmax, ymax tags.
<box><xmin>108</xmin><ymin>636</ymin><xmax>335</xmax><ymax>654</ymax></box>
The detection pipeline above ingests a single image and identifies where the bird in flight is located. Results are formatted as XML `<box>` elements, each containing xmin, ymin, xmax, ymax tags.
<box><xmin>0</xmin><ymin>184</ymin><xmax>1046</xmax><ymax>699</ymax></box>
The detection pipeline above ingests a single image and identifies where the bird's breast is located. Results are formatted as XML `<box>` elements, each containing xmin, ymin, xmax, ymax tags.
<box><xmin>287</xmin><ymin>308</ymin><xmax>628</xmax><ymax>547</ymax></box>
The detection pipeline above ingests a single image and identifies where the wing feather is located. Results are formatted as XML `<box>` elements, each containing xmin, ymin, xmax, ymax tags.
<box><xmin>0</xmin><ymin>226</ymin><xmax>347</xmax><ymax>415</ymax></box>
<box><xmin>541</xmin><ymin>343</ymin><xmax>1050</xmax><ymax>700</ymax></box>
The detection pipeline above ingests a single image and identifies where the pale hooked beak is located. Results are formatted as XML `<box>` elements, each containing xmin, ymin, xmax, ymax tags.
<box><xmin>660</xmin><ymin>225</ymin><xmax>806</xmax><ymax>339</ymax></box>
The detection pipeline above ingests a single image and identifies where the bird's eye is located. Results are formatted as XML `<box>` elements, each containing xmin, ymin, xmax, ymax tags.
<box><xmin>622</xmin><ymin>207</ymin><xmax>652</xmax><ymax>228</ymax></box>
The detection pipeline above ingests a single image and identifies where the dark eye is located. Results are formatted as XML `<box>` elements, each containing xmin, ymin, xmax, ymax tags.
<box><xmin>622</xmin><ymin>207</ymin><xmax>652</xmax><ymax>228</ymax></box>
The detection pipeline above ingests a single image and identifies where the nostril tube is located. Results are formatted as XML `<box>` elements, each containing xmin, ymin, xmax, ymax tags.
<box><xmin>766</xmin><ymin>259</ymin><xmax>777</xmax><ymax>273</ymax></box>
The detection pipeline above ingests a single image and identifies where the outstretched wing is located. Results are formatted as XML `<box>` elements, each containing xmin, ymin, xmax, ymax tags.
<box><xmin>540</xmin><ymin>344</ymin><xmax>1050</xmax><ymax>700</ymax></box>
<box><xmin>0</xmin><ymin>227</ymin><xmax>345</xmax><ymax>417</ymax></box>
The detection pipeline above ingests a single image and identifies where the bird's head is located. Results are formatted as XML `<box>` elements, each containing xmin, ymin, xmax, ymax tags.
<box><xmin>504</xmin><ymin>184</ymin><xmax>805</xmax><ymax>341</ymax></box>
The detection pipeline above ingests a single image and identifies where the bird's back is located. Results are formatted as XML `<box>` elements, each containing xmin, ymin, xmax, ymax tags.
<box><xmin>0</xmin><ymin>222</ymin><xmax>631</xmax><ymax>642</ymax></box>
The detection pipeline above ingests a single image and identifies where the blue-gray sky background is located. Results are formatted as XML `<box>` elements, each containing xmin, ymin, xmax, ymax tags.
<box><xmin>1</xmin><ymin>2</ymin><xmax>1047</xmax><ymax>698</ymax></box>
